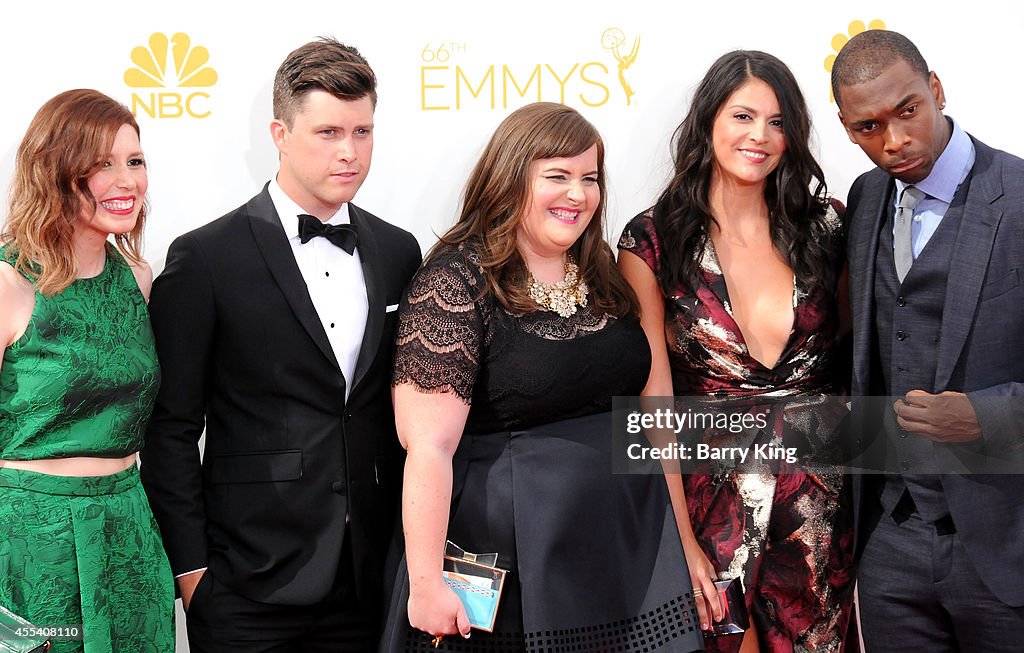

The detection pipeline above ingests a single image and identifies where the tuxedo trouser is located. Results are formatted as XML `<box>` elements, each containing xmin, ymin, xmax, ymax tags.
<box><xmin>184</xmin><ymin>527</ymin><xmax>372</xmax><ymax>652</ymax></box>
<box><xmin>858</xmin><ymin>504</ymin><xmax>1024</xmax><ymax>652</ymax></box>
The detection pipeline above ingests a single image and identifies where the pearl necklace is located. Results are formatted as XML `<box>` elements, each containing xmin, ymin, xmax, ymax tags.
<box><xmin>528</xmin><ymin>256</ymin><xmax>589</xmax><ymax>318</ymax></box>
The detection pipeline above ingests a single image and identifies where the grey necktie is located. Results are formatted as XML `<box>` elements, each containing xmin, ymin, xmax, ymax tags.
<box><xmin>894</xmin><ymin>185</ymin><xmax>924</xmax><ymax>282</ymax></box>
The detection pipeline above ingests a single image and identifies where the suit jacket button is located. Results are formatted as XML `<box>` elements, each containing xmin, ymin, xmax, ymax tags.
<box><xmin>900</xmin><ymin>460</ymin><xmax>910</xmax><ymax>471</ymax></box>
<box><xmin>331</xmin><ymin>480</ymin><xmax>346</xmax><ymax>494</ymax></box>
<box><xmin>896</xmin><ymin>331</ymin><xmax>907</xmax><ymax>341</ymax></box>
<box><xmin>897</xmin><ymin>296</ymin><xmax>906</xmax><ymax>307</ymax></box>
<box><xmin>344</xmin><ymin>411</ymin><xmax>353</xmax><ymax>422</ymax></box>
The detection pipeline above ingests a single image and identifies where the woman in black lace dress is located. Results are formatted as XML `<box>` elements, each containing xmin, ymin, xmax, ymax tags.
<box><xmin>381</xmin><ymin>102</ymin><xmax>704</xmax><ymax>653</ymax></box>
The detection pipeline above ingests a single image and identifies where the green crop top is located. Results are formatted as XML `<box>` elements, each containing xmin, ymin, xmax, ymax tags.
<box><xmin>0</xmin><ymin>245</ymin><xmax>160</xmax><ymax>459</ymax></box>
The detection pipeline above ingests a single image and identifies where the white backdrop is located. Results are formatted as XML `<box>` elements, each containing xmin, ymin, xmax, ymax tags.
<box><xmin>1</xmin><ymin>1</ymin><xmax>1021</xmax><ymax>649</ymax></box>
<box><xmin>2</xmin><ymin>1</ymin><xmax>1021</xmax><ymax>271</ymax></box>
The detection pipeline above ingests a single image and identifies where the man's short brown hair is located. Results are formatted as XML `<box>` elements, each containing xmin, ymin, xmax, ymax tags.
<box><xmin>273</xmin><ymin>37</ymin><xmax>377</xmax><ymax>127</ymax></box>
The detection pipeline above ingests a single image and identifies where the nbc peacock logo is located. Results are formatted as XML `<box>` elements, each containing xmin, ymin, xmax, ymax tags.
<box><xmin>124</xmin><ymin>32</ymin><xmax>218</xmax><ymax>119</ymax></box>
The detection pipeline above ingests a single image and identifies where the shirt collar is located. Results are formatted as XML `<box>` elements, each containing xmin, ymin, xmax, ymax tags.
<box><xmin>895</xmin><ymin>117</ymin><xmax>975</xmax><ymax>204</ymax></box>
<box><xmin>269</xmin><ymin>176</ymin><xmax>351</xmax><ymax>240</ymax></box>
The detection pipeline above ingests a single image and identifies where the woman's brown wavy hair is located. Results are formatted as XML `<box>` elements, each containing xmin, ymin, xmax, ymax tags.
<box><xmin>432</xmin><ymin>102</ymin><xmax>638</xmax><ymax>317</ymax></box>
<box><xmin>3</xmin><ymin>89</ymin><xmax>146</xmax><ymax>296</ymax></box>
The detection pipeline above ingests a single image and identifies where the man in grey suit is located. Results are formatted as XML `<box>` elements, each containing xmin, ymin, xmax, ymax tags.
<box><xmin>832</xmin><ymin>30</ymin><xmax>1024</xmax><ymax>651</ymax></box>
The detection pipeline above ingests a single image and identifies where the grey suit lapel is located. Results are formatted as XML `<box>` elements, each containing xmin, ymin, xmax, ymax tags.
<box><xmin>246</xmin><ymin>185</ymin><xmax>341</xmax><ymax>371</ymax></box>
<box><xmin>935</xmin><ymin>145</ymin><xmax>1004</xmax><ymax>389</ymax></box>
<box><xmin>349</xmin><ymin>204</ymin><xmax>384</xmax><ymax>393</ymax></box>
<box><xmin>850</xmin><ymin>171</ymin><xmax>894</xmax><ymax>393</ymax></box>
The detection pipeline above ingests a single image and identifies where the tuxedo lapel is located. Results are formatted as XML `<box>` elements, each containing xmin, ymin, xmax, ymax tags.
<box><xmin>349</xmin><ymin>204</ymin><xmax>385</xmax><ymax>392</ymax></box>
<box><xmin>246</xmin><ymin>187</ymin><xmax>341</xmax><ymax>370</ymax></box>
<box><xmin>850</xmin><ymin>172</ymin><xmax>894</xmax><ymax>393</ymax></box>
<box><xmin>935</xmin><ymin>145</ymin><xmax>1003</xmax><ymax>389</ymax></box>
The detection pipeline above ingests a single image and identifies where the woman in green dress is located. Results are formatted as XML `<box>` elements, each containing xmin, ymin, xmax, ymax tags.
<box><xmin>0</xmin><ymin>89</ymin><xmax>174</xmax><ymax>652</ymax></box>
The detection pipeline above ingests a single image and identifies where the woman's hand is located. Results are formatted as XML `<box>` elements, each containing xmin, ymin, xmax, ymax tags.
<box><xmin>408</xmin><ymin>579</ymin><xmax>472</xmax><ymax>641</ymax></box>
<box><xmin>395</xmin><ymin>383</ymin><xmax>474</xmax><ymax>644</ymax></box>
<box><xmin>683</xmin><ymin>540</ymin><xmax>724</xmax><ymax>631</ymax></box>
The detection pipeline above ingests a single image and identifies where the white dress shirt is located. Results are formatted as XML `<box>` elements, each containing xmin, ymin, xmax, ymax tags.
<box><xmin>269</xmin><ymin>178</ymin><xmax>368</xmax><ymax>400</ymax></box>
<box><xmin>892</xmin><ymin>118</ymin><xmax>976</xmax><ymax>260</ymax></box>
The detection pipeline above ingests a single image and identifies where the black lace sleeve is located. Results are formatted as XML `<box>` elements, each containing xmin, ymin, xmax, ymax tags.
<box><xmin>392</xmin><ymin>248</ymin><xmax>485</xmax><ymax>403</ymax></box>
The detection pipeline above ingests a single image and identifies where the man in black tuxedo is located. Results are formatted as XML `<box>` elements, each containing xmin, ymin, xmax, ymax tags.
<box><xmin>141</xmin><ymin>38</ymin><xmax>421</xmax><ymax>651</ymax></box>
<box><xmin>833</xmin><ymin>30</ymin><xmax>1024</xmax><ymax>651</ymax></box>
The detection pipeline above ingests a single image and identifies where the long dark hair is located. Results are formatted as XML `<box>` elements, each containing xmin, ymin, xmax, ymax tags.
<box><xmin>653</xmin><ymin>50</ymin><xmax>834</xmax><ymax>296</ymax></box>
<box><xmin>435</xmin><ymin>102</ymin><xmax>638</xmax><ymax>317</ymax></box>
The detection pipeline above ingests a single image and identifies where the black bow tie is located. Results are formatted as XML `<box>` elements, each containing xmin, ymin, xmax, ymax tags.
<box><xmin>297</xmin><ymin>214</ymin><xmax>358</xmax><ymax>254</ymax></box>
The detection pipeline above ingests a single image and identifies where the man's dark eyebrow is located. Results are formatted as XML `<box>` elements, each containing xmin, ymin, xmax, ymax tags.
<box><xmin>849</xmin><ymin>118</ymin><xmax>876</xmax><ymax>129</ymax></box>
<box><xmin>849</xmin><ymin>93</ymin><xmax>919</xmax><ymax>129</ymax></box>
<box><xmin>893</xmin><ymin>94</ymin><xmax>917</xmax><ymax>112</ymax></box>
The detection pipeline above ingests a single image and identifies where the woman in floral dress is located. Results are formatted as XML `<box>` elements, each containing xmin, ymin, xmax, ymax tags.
<box><xmin>619</xmin><ymin>51</ymin><xmax>854</xmax><ymax>653</ymax></box>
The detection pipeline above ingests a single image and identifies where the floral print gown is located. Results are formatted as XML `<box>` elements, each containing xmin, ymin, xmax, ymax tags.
<box><xmin>618</xmin><ymin>208</ymin><xmax>854</xmax><ymax>653</ymax></box>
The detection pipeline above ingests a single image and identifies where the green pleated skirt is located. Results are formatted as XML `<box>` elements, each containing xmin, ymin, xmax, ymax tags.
<box><xmin>0</xmin><ymin>465</ymin><xmax>174</xmax><ymax>652</ymax></box>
